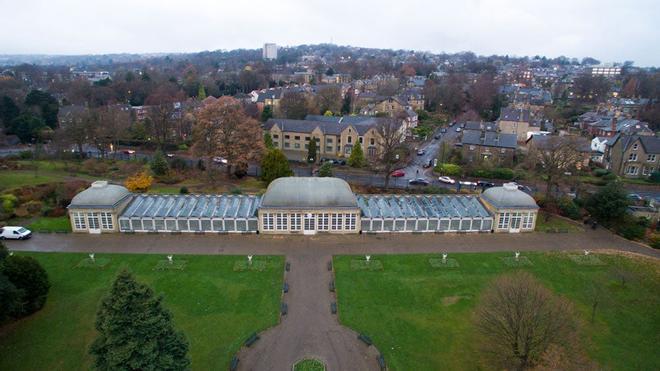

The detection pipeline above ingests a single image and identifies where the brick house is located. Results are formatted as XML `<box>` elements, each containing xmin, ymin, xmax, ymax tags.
<box><xmin>460</xmin><ymin>130</ymin><xmax>517</xmax><ymax>166</ymax></box>
<box><xmin>606</xmin><ymin>135</ymin><xmax>660</xmax><ymax>178</ymax></box>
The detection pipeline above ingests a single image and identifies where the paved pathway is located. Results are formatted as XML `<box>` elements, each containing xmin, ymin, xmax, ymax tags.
<box><xmin>236</xmin><ymin>248</ymin><xmax>379</xmax><ymax>370</ymax></box>
<box><xmin>6</xmin><ymin>228</ymin><xmax>660</xmax><ymax>259</ymax></box>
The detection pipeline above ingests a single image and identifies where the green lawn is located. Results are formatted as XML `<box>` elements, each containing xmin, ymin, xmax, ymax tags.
<box><xmin>334</xmin><ymin>252</ymin><xmax>660</xmax><ymax>371</ymax></box>
<box><xmin>0</xmin><ymin>253</ymin><xmax>284</xmax><ymax>370</ymax></box>
<box><xmin>27</xmin><ymin>216</ymin><xmax>72</xmax><ymax>232</ymax></box>
<box><xmin>0</xmin><ymin>171</ymin><xmax>65</xmax><ymax>190</ymax></box>
<box><xmin>535</xmin><ymin>212</ymin><xmax>584</xmax><ymax>232</ymax></box>
<box><xmin>293</xmin><ymin>358</ymin><xmax>326</xmax><ymax>371</ymax></box>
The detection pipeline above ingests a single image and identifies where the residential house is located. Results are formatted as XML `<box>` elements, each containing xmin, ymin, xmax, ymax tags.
<box><xmin>497</xmin><ymin>107</ymin><xmax>540</xmax><ymax>142</ymax></box>
<box><xmin>460</xmin><ymin>130</ymin><xmax>517</xmax><ymax>166</ymax></box>
<box><xmin>264</xmin><ymin>115</ymin><xmax>405</xmax><ymax>160</ymax></box>
<box><xmin>591</xmin><ymin>136</ymin><xmax>609</xmax><ymax>163</ymax></box>
<box><xmin>360</xmin><ymin>96</ymin><xmax>407</xmax><ymax>116</ymax></box>
<box><xmin>606</xmin><ymin>134</ymin><xmax>660</xmax><ymax>178</ymax></box>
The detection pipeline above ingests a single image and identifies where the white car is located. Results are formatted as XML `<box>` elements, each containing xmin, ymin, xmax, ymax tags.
<box><xmin>0</xmin><ymin>226</ymin><xmax>32</xmax><ymax>240</ymax></box>
<box><xmin>459</xmin><ymin>180</ymin><xmax>477</xmax><ymax>186</ymax></box>
<box><xmin>438</xmin><ymin>176</ymin><xmax>456</xmax><ymax>184</ymax></box>
<box><xmin>213</xmin><ymin>156</ymin><xmax>228</xmax><ymax>164</ymax></box>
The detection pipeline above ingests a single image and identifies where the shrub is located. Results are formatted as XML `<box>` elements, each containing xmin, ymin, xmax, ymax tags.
<box><xmin>1</xmin><ymin>255</ymin><xmax>50</xmax><ymax>316</ymax></box>
<box><xmin>124</xmin><ymin>172</ymin><xmax>153</xmax><ymax>193</ymax></box>
<box><xmin>179</xmin><ymin>187</ymin><xmax>189</xmax><ymax>194</ymax></box>
<box><xmin>616</xmin><ymin>216</ymin><xmax>647</xmax><ymax>240</ymax></box>
<box><xmin>557</xmin><ymin>197</ymin><xmax>581</xmax><ymax>220</ymax></box>
<box><xmin>602</xmin><ymin>172</ymin><xmax>617</xmax><ymax>181</ymax></box>
<box><xmin>435</xmin><ymin>163</ymin><xmax>462</xmax><ymax>176</ymax></box>
<box><xmin>150</xmin><ymin>151</ymin><xmax>169</xmax><ymax>176</ymax></box>
<box><xmin>81</xmin><ymin>159</ymin><xmax>110</xmax><ymax>176</ymax></box>
<box><xmin>169</xmin><ymin>157</ymin><xmax>189</xmax><ymax>170</ymax></box>
<box><xmin>318</xmin><ymin>162</ymin><xmax>333</xmax><ymax>177</ymax></box>
<box><xmin>648</xmin><ymin>233</ymin><xmax>660</xmax><ymax>249</ymax></box>
<box><xmin>649</xmin><ymin>171</ymin><xmax>660</xmax><ymax>184</ymax></box>
<box><xmin>1</xmin><ymin>194</ymin><xmax>18</xmax><ymax>213</ymax></box>
<box><xmin>261</xmin><ymin>149</ymin><xmax>293</xmax><ymax>185</ymax></box>
<box><xmin>348</xmin><ymin>144</ymin><xmax>366</xmax><ymax>168</ymax></box>
<box><xmin>490</xmin><ymin>167</ymin><xmax>514</xmax><ymax>180</ymax></box>
<box><xmin>178</xmin><ymin>143</ymin><xmax>189</xmax><ymax>151</ymax></box>
<box><xmin>593</xmin><ymin>168</ymin><xmax>610</xmax><ymax>177</ymax></box>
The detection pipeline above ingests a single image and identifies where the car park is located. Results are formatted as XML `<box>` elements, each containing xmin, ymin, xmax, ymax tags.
<box><xmin>0</xmin><ymin>226</ymin><xmax>32</xmax><ymax>240</ymax></box>
<box><xmin>438</xmin><ymin>176</ymin><xmax>455</xmax><ymax>184</ymax></box>
<box><xmin>390</xmin><ymin>169</ymin><xmax>405</xmax><ymax>177</ymax></box>
<box><xmin>477</xmin><ymin>180</ymin><xmax>495</xmax><ymax>188</ymax></box>
<box><xmin>408</xmin><ymin>178</ymin><xmax>430</xmax><ymax>186</ymax></box>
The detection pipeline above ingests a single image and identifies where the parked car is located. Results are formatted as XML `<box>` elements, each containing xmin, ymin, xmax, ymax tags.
<box><xmin>628</xmin><ymin>193</ymin><xmax>643</xmax><ymax>201</ymax></box>
<box><xmin>455</xmin><ymin>127</ymin><xmax>462</xmax><ymax>132</ymax></box>
<box><xmin>440</xmin><ymin>128</ymin><xmax>447</xmax><ymax>133</ymax></box>
<box><xmin>213</xmin><ymin>156</ymin><xmax>228</xmax><ymax>164</ymax></box>
<box><xmin>166</xmin><ymin>153</ymin><xmax>175</xmax><ymax>158</ymax></box>
<box><xmin>459</xmin><ymin>180</ymin><xmax>477</xmax><ymax>186</ymax></box>
<box><xmin>408</xmin><ymin>178</ymin><xmax>430</xmax><ymax>186</ymax></box>
<box><xmin>438</xmin><ymin>176</ymin><xmax>456</xmax><ymax>184</ymax></box>
<box><xmin>390</xmin><ymin>169</ymin><xmax>405</xmax><ymax>177</ymax></box>
<box><xmin>417</xmin><ymin>149</ymin><xmax>425</xmax><ymax>156</ymax></box>
<box><xmin>337</xmin><ymin>159</ymin><xmax>346</xmax><ymax>166</ymax></box>
<box><xmin>0</xmin><ymin>226</ymin><xmax>32</xmax><ymax>240</ymax></box>
<box><xmin>434</xmin><ymin>133</ymin><xmax>442</xmax><ymax>140</ymax></box>
<box><xmin>122</xmin><ymin>149</ymin><xmax>136</xmax><ymax>155</ymax></box>
<box><xmin>477</xmin><ymin>180</ymin><xmax>495</xmax><ymax>188</ymax></box>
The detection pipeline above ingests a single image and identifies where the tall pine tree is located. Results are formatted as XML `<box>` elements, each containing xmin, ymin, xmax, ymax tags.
<box><xmin>307</xmin><ymin>138</ymin><xmax>317</xmax><ymax>163</ymax></box>
<box><xmin>348</xmin><ymin>143</ymin><xmax>365</xmax><ymax>168</ymax></box>
<box><xmin>90</xmin><ymin>270</ymin><xmax>190</xmax><ymax>371</ymax></box>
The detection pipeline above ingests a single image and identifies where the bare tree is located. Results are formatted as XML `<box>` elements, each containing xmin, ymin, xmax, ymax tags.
<box><xmin>192</xmin><ymin>96</ymin><xmax>265</xmax><ymax>176</ymax></box>
<box><xmin>145</xmin><ymin>86</ymin><xmax>185</xmax><ymax>148</ymax></box>
<box><xmin>475</xmin><ymin>272</ymin><xmax>578</xmax><ymax>370</ymax></box>
<box><xmin>527</xmin><ymin>136</ymin><xmax>584</xmax><ymax>200</ymax></box>
<box><xmin>279</xmin><ymin>91</ymin><xmax>311</xmax><ymax>119</ymax></box>
<box><xmin>372</xmin><ymin>115</ymin><xmax>406</xmax><ymax>188</ymax></box>
<box><xmin>91</xmin><ymin>106</ymin><xmax>131</xmax><ymax>157</ymax></box>
<box><xmin>315</xmin><ymin>85</ymin><xmax>342</xmax><ymax>114</ymax></box>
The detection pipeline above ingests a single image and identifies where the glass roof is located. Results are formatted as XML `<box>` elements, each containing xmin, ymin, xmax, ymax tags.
<box><xmin>120</xmin><ymin>194</ymin><xmax>261</xmax><ymax>219</ymax></box>
<box><xmin>357</xmin><ymin>195</ymin><xmax>492</xmax><ymax>219</ymax></box>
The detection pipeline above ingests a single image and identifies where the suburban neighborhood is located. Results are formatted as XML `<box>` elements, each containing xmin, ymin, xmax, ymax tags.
<box><xmin>0</xmin><ymin>2</ymin><xmax>659</xmax><ymax>371</ymax></box>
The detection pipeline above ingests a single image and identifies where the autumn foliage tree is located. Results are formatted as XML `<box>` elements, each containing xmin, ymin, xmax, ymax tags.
<box><xmin>192</xmin><ymin>96</ymin><xmax>265</xmax><ymax>176</ymax></box>
<box><xmin>124</xmin><ymin>172</ymin><xmax>153</xmax><ymax>193</ymax></box>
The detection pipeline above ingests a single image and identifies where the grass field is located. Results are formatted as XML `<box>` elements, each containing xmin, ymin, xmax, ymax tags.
<box><xmin>334</xmin><ymin>252</ymin><xmax>660</xmax><ymax>371</ymax></box>
<box><xmin>0</xmin><ymin>171</ymin><xmax>66</xmax><ymax>190</ymax></box>
<box><xmin>27</xmin><ymin>216</ymin><xmax>72</xmax><ymax>232</ymax></box>
<box><xmin>0</xmin><ymin>252</ymin><xmax>284</xmax><ymax>370</ymax></box>
<box><xmin>535</xmin><ymin>212</ymin><xmax>584</xmax><ymax>232</ymax></box>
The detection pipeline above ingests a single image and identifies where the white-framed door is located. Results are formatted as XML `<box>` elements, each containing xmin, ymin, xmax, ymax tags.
<box><xmin>509</xmin><ymin>212</ymin><xmax>521</xmax><ymax>233</ymax></box>
<box><xmin>87</xmin><ymin>212</ymin><xmax>101</xmax><ymax>234</ymax></box>
<box><xmin>303</xmin><ymin>213</ymin><xmax>316</xmax><ymax>235</ymax></box>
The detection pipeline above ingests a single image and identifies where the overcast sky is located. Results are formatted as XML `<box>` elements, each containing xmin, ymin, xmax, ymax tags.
<box><xmin>1</xmin><ymin>0</ymin><xmax>659</xmax><ymax>66</ymax></box>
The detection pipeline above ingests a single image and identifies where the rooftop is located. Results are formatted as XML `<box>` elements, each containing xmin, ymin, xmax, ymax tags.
<box><xmin>481</xmin><ymin>183</ymin><xmax>539</xmax><ymax>209</ymax></box>
<box><xmin>68</xmin><ymin>181</ymin><xmax>131</xmax><ymax>209</ymax></box>
<box><xmin>260</xmin><ymin>177</ymin><xmax>358</xmax><ymax>209</ymax></box>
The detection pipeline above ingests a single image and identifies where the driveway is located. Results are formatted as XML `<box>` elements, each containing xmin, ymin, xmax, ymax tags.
<box><xmin>6</xmin><ymin>228</ymin><xmax>659</xmax><ymax>258</ymax></box>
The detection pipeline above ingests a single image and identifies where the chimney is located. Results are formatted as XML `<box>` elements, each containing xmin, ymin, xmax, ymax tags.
<box><xmin>611</xmin><ymin>116</ymin><xmax>617</xmax><ymax>133</ymax></box>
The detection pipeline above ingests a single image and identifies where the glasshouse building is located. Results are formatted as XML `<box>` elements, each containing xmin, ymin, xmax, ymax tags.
<box><xmin>68</xmin><ymin>177</ymin><xmax>538</xmax><ymax>235</ymax></box>
<box><xmin>358</xmin><ymin>194</ymin><xmax>493</xmax><ymax>233</ymax></box>
<box><xmin>118</xmin><ymin>194</ymin><xmax>260</xmax><ymax>233</ymax></box>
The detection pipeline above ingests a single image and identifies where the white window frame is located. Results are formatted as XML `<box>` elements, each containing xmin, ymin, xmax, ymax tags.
<box><xmin>73</xmin><ymin>212</ymin><xmax>86</xmax><ymax>230</ymax></box>
<box><xmin>87</xmin><ymin>212</ymin><xmax>100</xmax><ymax>230</ymax></box>
<box><xmin>100</xmin><ymin>212</ymin><xmax>113</xmax><ymax>230</ymax></box>
<box><xmin>291</xmin><ymin>213</ymin><xmax>302</xmax><ymax>231</ymax></box>
<box><xmin>331</xmin><ymin>213</ymin><xmax>342</xmax><ymax>231</ymax></box>
<box><xmin>498</xmin><ymin>212</ymin><xmax>510</xmax><ymax>230</ymax></box>
<box><xmin>275</xmin><ymin>213</ymin><xmax>288</xmax><ymax>231</ymax></box>
<box><xmin>628</xmin><ymin>153</ymin><xmax>638</xmax><ymax>161</ymax></box>
<box><xmin>346</xmin><ymin>213</ymin><xmax>356</xmax><ymax>230</ymax></box>
<box><xmin>263</xmin><ymin>213</ymin><xmax>274</xmax><ymax>230</ymax></box>
<box><xmin>522</xmin><ymin>212</ymin><xmax>534</xmax><ymax>230</ymax></box>
<box><xmin>647</xmin><ymin>154</ymin><xmax>656</xmax><ymax>162</ymax></box>
<box><xmin>318</xmin><ymin>213</ymin><xmax>329</xmax><ymax>230</ymax></box>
